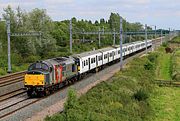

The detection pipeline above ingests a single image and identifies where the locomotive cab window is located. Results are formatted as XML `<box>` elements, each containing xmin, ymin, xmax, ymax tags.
<box><xmin>28</xmin><ymin>62</ymin><xmax>49</xmax><ymax>72</ymax></box>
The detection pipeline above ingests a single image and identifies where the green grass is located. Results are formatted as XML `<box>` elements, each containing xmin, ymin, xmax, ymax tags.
<box><xmin>172</xmin><ymin>49</ymin><xmax>180</xmax><ymax>81</ymax></box>
<box><xmin>156</xmin><ymin>48</ymin><xmax>172</xmax><ymax>80</ymax></box>
<box><xmin>149</xmin><ymin>87</ymin><xmax>180</xmax><ymax>121</ymax></box>
<box><xmin>171</xmin><ymin>36</ymin><xmax>180</xmax><ymax>43</ymax></box>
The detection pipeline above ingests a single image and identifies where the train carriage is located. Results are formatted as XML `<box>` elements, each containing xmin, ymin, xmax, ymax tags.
<box><xmin>73</xmin><ymin>50</ymin><xmax>102</xmax><ymax>74</ymax></box>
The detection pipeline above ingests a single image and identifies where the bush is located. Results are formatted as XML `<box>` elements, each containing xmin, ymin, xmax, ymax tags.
<box><xmin>144</xmin><ymin>61</ymin><xmax>154</xmax><ymax>70</ymax></box>
<box><xmin>24</xmin><ymin>55</ymin><xmax>41</xmax><ymax>63</ymax></box>
<box><xmin>147</xmin><ymin>53</ymin><xmax>158</xmax><ymax>63</ymax></box>
<box><xmin>0</xmin><ymin>68</ymin><xmax>7</xmax><ymax>76</ymax></box>
<box><xmin>64</xmin><ymin>88</ymin><xmax>79</xmax><ymax>113</ymax></box>
<box><xmin>133</xmin><ymin>89</ymin><xmax>149</xmax><ymax>101</ymax></box>
<box><xmin>162</xmin><ymin>42</ymin><xmax>168</xmax><ymax>47</ymax></box>
<box><xmin>11</xmin><ymin>53</ymin><xmax>23</xmax><ymax>65</ymax></box>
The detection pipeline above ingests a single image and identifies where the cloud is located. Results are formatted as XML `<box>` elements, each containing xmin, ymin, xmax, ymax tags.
<box><xmin>0</xmin><ymin>0</ymin><xmax>180</xmax><ymax>29</ymax></box>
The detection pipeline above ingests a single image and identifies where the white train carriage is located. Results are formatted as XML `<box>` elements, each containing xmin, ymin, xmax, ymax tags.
<box><xmin>132</xmin><ymin>41</ymin><xmax>142</xmax><ymax>52</ymax></box>
<box><xmin>99</xmin><ymin>47</ymin><xmax>116</xmax><ymax>65</ymax></box>
<box><xmin>147</xmin><ymin>40</ymin><xmax>152</xmax><ymax>47</ymax></box>
<box><xmin>116</xmin><ymin>48</ymin><xmax>121</xmax><ymax>60</ymax></box>
<box><xmin>126</xmin><ymin>44</ymin><xmax>134</xmax><ymax>55</ymax></box>
<box><xmin>140</xmin><ymin>41</ymin><xmax>146</xmax><ymax>50</ymax></box>
<box><xmin>73</xmin><ymin>50</ymin><xmax>102</xmax><ymax>74</ymax></box>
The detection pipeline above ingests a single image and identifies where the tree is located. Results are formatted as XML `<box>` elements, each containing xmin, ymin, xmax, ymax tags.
<box><xmin>95</xmin><ymin>20</ymin><xmax>99</xmax><ymax>25</ymax></box>
<box><xmin>108</xmin><ymin>12</ymin><xmax>120</xmax><ymax>30</ymax></box>
<box><xmin>100</xmin><ymin>18</ymin><xmax>105</xmax><ymax>24</ymax></box>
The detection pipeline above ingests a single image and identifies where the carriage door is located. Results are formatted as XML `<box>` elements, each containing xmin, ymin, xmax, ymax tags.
<box><xmin>88</xmin><ymin>58</ymin><xmax>90</xmax><ymax>70</ymax></box>
<box><xmin>113</xmin><ymin>51</ymin><xmax>114</xmax><ymax>60</ymax></box>
<box><xmin>108</xmin><ymin>52</ymin><xmax>109</xmax><ymax>63</ymax></box>
<box><xmin>96</xmin><ymin>56</ymin><xmax>98</xmax><ymax>67</ymax></box>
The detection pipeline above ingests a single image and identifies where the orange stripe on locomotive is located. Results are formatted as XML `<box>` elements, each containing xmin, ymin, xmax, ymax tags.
<box><xmin>54</xmin><ymin>65</ymin><xmax>63</xmax><ymax>84</ymax></box>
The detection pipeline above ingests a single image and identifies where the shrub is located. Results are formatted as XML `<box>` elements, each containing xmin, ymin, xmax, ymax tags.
<box><xmin>11</xmin><ymin>53</ymin><xmax>24</xmax><ymax>65</ymax></box>
<box><xmin>24</xmin><ymin>55</ymin><xmax>41</xmax><ymax>63</ymax></box>
<box><xmin>133</xmin><ymin>89</ymin><xmax>149</xmax><ymax>101</ymax></box>
<box><xmin>147</xmin><ymin>53</ymin><xmax>158</xmax><ymax>63</ymax></box>
<box><xmin>0</xmin><ymin>68</ymin><xmax>7</xmax><ymax>76</ymax></box>
<box><xmin>64</xmin><ymin>88</ymin><xmax>79</xmax><ymax>113</ymax></box>
<box><xmin>162</xmin><ymin>42</ymin><xmax>168</xmax><ymax>47</ymax></box>
<box><xmin>144</xmin><ymin>61</ymin><xmax>154</xmax><ymax>70</ymax></box>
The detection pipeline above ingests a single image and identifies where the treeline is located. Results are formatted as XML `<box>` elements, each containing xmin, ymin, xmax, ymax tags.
<box><xmin>0</xmin><ymin>5</ymin><xmax>151</xmax><ymax>74</ymax></box>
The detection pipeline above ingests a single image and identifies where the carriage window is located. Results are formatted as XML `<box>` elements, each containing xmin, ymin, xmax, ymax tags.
<box><xmin>84</xmin><ymin>60</ymin><xmax>86</xmax><ymax>66</ymax></box>
<box><xmin>99</xmin><ymin>56</ymin><xmax>102</xmax><ymax>61</ymax></box>
<box><xmin>86</xmin><ymin>60</ymin><xmax>88</xmax><ymax>65</ymax></box>
<box><xmin>111</xmin><ymin>53</ymin><xmax>113</xmax><ymax>57</ymax></box>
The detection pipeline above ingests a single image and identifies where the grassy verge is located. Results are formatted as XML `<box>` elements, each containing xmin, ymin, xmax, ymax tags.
<box><xmin>148</xmin><ymin>46</ymin><xmax>180</xmax><ymax>121</ymax></box>
<box><xmin>149</xmin><ymin>87</ymin><xmax>180</xmax><ymax>121</ymax></box>
<box><xmin>172</xmin><ymin>50</ymin><xmax>180</xmax><ymax>81</ymax></box>
<box><xmin>156</xmin><ymin>47</ymin><xmax>172</xmax><ymax>80</ymax></box>
<box><xmin>45</xmin><ymin>52</ymin><xmax>158</xmax><ymax>121</ymax></box>
<box><xmin>171</xmin><ymin>36</ymin><xmax>180</xmax><ymax>43</ymax></box>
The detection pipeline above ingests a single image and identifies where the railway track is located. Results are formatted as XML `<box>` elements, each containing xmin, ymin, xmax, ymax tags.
<box><xmin>0</xmin><ymin>97</ymin><xmax>40</xmax><ymax>119</ymax></box>
<box><xmin>0</xmin><ymin>89</ymin><xmax>27</xmax><ymax>103</ymax></box>
<box><xmin>0</xmin><ymin>71</ymin><xmax>26</xmax><ymax>87</ymax></box>
<box><xmin>154</xmin><ymin>80</ymin><xmax>180</xmax><ymax>87</ymax></box>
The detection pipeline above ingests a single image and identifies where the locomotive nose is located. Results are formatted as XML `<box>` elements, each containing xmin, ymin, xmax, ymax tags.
<box><xmin>24</xmin><ymin>74</ymin><xmax>45</xmax><ymax>86</ymax></box>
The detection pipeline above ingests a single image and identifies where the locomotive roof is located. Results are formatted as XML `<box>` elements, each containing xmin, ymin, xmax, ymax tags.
<box><xmin>44</xmin><ymin>57</ymin><xmax>75</xmax><ymax>65</ymax></box>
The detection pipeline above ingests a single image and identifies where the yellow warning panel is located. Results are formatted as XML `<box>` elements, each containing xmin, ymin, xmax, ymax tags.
<box><xmin>24</xmin><ymin>74</ymin><xmax>45</xmax><ymax>86</ymax></box>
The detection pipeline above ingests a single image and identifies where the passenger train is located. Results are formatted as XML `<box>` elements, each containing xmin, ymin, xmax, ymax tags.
<box><xmin>24</xmin><ymin>40</ymin><xmax>152</xmax><ymax>97</ymax></box>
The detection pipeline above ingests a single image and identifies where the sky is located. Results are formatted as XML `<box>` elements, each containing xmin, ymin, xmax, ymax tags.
<box><xmin>0</xmin><ymin>0</ymin><xmax>179</xmax><ymax>30</ymax></box>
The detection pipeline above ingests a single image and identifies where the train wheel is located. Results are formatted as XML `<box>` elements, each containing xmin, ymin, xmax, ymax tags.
<box><xmin>27</xmin><ymin>90</ymin><xmax>32</xmax><ymax>97</ymax></box>
<box><xmin>39</xmin><ymin>91</ymin><xmax>45</xmax><ymax>97</ymax></box>
<box><xmin>45</xmin><ymin>89</ymin><xmax>50</xmax><ymax>96</ymax></box>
